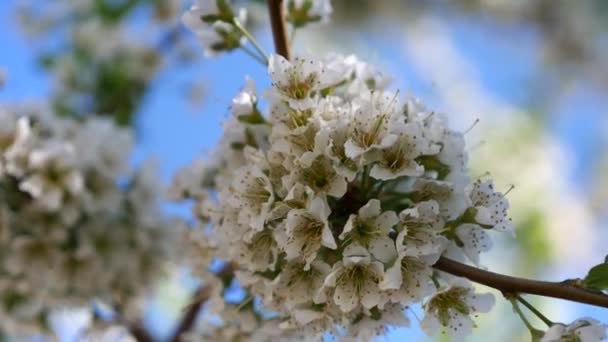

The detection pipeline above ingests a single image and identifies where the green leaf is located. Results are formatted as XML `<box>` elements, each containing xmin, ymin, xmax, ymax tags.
<box><xmin>583</xmin><ymin>263</ymin><xmax>608</xmax><ymax>290</ymax></box>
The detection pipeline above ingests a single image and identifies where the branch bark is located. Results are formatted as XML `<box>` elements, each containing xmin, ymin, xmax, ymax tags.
<box><xmin>434</xmin><ymin>256</ymin><xmax>608</xmax><ymax>308</ymax></box>
<box><xmin>168</xmin><ymin>286</ymin><xmax>212</xmax><ymax>342</ymax></box>
<box><xmin>128</xmin><ymin>322</ymin><xmax>155</xmax><ymax>342</ymax></box>
<box><xmin>267</xmin><ymin>0</ymin><xmax>291</xmax><ymax>59</ymax></box>
<box><xmin>169</xmin><ymin>263</ymin><xmax>236</xmax><ymax>342</ymax></box>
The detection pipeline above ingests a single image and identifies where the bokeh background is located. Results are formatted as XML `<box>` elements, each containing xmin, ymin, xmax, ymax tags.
<box><xmin>1</xmin><ymin>0</ymin><xmax>607</xmax><ymax>341</ymax></box>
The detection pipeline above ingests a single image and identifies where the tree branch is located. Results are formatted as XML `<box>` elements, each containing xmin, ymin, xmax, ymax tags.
<box><xmin>169</xmin><ymin>286</ymin><xmax>212</xmax><ymax>342</ymax></box>
<box><xmin>267</xmin><ymin>0</ymin><xmax>291</xmax><ymax>59</ymax></box>
<box><xmin>433</xmin><ymin>256</ymin><xmax>608</xmax><ymax>308</ymax></box>
<box><xmin>169</xmin><ymin>263</ymin><xmax>236</xmax><ymax>342</ymax></box>
<box><xmin>128</xmin><ymin>322</ymin><xmax>155</xmax><ymax>342</ymax></box>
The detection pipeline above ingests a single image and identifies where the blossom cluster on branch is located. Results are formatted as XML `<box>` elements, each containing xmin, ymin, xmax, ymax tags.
<box><xmin>0</xmin><ymin>105</ymin><xmax>173</xmax><ymax>335</ymax></box>
<box><xmin>173</xmin><ymin>1</ymin><xmax>608</xmax><ymax>341</ymax></box>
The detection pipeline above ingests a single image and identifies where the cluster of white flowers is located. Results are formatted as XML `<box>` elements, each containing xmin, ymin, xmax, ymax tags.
<box><xmin>183</xmin><ymin>0</ymin><xmax>333</xmax><ymax>57</ymax></box>
<box><xmin>171</xmin><ymin>50</ymin><xmax>517</xmax><ymax>341</ymax></box>
<box><xmin>175</xmin><ymin>1</ymin><xmax>608</xmax><ymax>341</ymax></box>
<box><xmin>0</xmin><ymin>105</ymin><xmax>172</xmax><ymax>335</ymax></box>
<box><xmin>286</xmin><ymin>0</ymin><xmax>332</xmax><ymax>28</ymax></box>
<box><xmin>182</xmin><ymin>0</ymin><xmax>249</xmax><ymax>57</ymax></box>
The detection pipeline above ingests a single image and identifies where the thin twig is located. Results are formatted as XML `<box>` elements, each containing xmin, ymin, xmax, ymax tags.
<box><xmin>516</xmin><ymin>295</ymin><xmax>554</xmax><ymax>326</ymax></box>
<box><xmin>233</xmin><ymin>17</ymin><xmax>269</xmax><ymax>64</ymax></box>
<box><xmin>267</xmin><ymin>0</ymin><xmax>291</xmax><ymax>59</ymax></box>
<box><xmin>433</xmin><ymin>257</ymin><xmax>608</xmax><ymax>308</ymax></box>
<box><xmin>508</xmin><ymin>298</ymin><xmax>537</xmax><ymax>332</ymax></box>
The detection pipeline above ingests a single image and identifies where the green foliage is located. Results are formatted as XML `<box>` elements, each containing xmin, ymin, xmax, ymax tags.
<box><xmin>20</xmin><ymin>0</ymin><xmax>194</xmax><ymax>129</ymax></box>
<box><xmin>584</xmin><ymin>261</ymin><xmax>608</xmax><ymax>291</ymax></box>
<box><xmin>515</xmin><ymin>211</ymin><xmax>552</xmax><ymax>268</ymax></box>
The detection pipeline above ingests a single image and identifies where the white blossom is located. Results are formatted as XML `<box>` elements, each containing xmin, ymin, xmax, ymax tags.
<box><xmin>322</xmin><ymin>244</ymin><xmax>387</xmax><ymax>312</ymax></box>
<box><xmin>0</xmin><ymin>105</ymin><xmax>172</xmax><ymax>333</ymax></box>
<box><xmin>281</xmin><ymin>195</ymin><xmax>336</xmax><ymax>268</ymax></box>
<box><xmin>421</xmin><ymin>278</ymin><xmax>495</xmax><ymax>342</ymax></box>
<box><xmin>182</xmin><ymin>1</ymin><xmax>248</xmax><ymax>57</ymax></box>
<box><xmin>370</xmin><ymin>120</ymin><xmax>437</xmax><ymax>180</ymax></box>
<box><xmin>467</xmin><ymin>179</ymin><xmax>514</xmax><ymax>236</ymax></box>
<box><xmin>266</xmin><ymin>54</ymin><xmax>341</xmax><ymax>110</ymax></box>
<box><xmin>339</xmin><ymin>199</ymin><xmax>398</xmax><ymax>263</ymax></box>
<box><xmin>344</xmin><ymin>91</ymin><xmax>401</xmax><ymax>160</ymax></box>
<box><xmin>286</xmin><ymin>0</ymin><xmax>333</xmax><ymax>28</ymax></box>
<box><xmin>541</xmin><ymin>318</ymin><xmax>608</xmax><ymax>342</ymax></box>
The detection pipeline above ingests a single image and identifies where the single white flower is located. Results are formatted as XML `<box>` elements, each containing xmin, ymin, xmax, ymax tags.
<box><xmin>380</xmin><ymin>254</ymin><xmax>434</xmax><ymax>305</ymax></box>
<box><xmin>322</xmin><ymin>244</ymin><xmax>387</xmax><ymax>312</ymax></box>
<box><xmin>240</xmin><ymin>229</ymin><xmax>280</xmax><ymax>271</ymax></box>
<box><xmin>283</xmin><ymin>154</ymin><xmax>347</xmax><ymax>198</ymax></box>
<box><xmin>421</xmin><ymin>278</ymin><xmax>495</xmax><ymax>342</ymax></box>
<box><xmin>467</xmin><ymin>179</ymin><xmax>514</xmax><ymax>236</ymax></box>
<box><xmin>396</xmin><ymin>200</ymin><xmax>447</xmax><ymax>257</ymax></box>
<box><xmin>267</xmin><ymin>54</ymin><xmax>340</xmax><ymax>110</ymax></box>
<box><xmin>339</xmin><ymin>199</ymin><xmax>398</xmax><ymax>263</ymax></box>
<box><xmin>273</xmin><ymin>259</ymin><xmax>331</xmax><ymax>308</ymax></box>
<box><xmin>270</xmin><ymin>112</ymin><xmax>321</xmax><ymax>166</ymax></box>
<box><xmin>452</xmin><ymin>223</ymin><xmax>493</xmax><ymax>265</ymax></box>
<box><xmin>229</xmin><ymin>163</ymin><xmax>275</xmax><ymax>232</ymax></box>
<box><xmin>370</xmin><ymin>121</ymin><xmax>437</xmax><ymax>180</ymax></box>
<box><xmin>411</xmin><ymin>179</ymin><xmax>468</xmax><ymax>221</ymax></box>
<box><xmin>317</xmin><ymin>118</ymin><xmax>358</xmax><ymax>181</ymax></box>
<box><xmin>437</xmin><ymin>130</ymin><xmax>467</xmax><ymax>179</ymax></box>
<box><xmin>281</xmin><ymin>195</ymin><xmax>336</xmax><ymax>269</ymax></box>
<box><xmin>344</xmin><ymin>91</ymin><xmax>400</xmax><ymax>160</ymax></box>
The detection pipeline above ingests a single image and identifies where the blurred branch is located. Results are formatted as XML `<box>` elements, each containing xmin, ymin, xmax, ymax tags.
<box><xmin>169</xmin><ymin>263</ymin><xmax>236</xmax><ymax>342</ymax></box>
<box><xmin>168</xmin><ymin>286</ymin><xmax>212</xmax><ymax>342</ymax></box>
<box><xmin>267</xmin><ymin>0</ymin><xmax>290</xmax><ymax>59</ymax></box>
<box><xmin>434</xmin><ymin>257</ymin><xmax>608</xmax><ymax>308</ymax></box>
<box><xmin>128</xmin><ymin>322</ymin><xmax>155</xmax><ymax>342</ymax></box>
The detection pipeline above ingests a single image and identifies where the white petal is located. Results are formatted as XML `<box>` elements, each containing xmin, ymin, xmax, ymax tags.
<box><xmin>467</xmin><ymin>292</ymin><xmax>495</xmax><ymax>313</ymax></box>
<box><xmin>360</xmin><ymin>278</ymin><xmax>382</xmax><ymax>309</ymax></box>
<box><xmin>293</xmin><ymin>309</ymin><xmax>323</xmax><ymax>325</ymax></box>
<box><xmin>420</xmin><ymin>314</ymin><xmax>440</xmax><ymax>337</ymax></box>
<box><xmin>334</xmin><ymin>282</ymin><xmax>358</xmax><ymax>312</ymax></box>
<box><xmin>327</xmin><ymin>176</ymin><xmax>347</xmax><ymax>198</ymax></box>
<box><xmin>447</xmin><ymin>313</ymin><xmax>474</xmax><ymax>342</ymax></box>
<box><xmin>374</xmin><ymin>211</ymin><xmax>399</xmax><ymax>232</ymax></box>
<box><xmin>339</xmin><ymin>215</ymin><xmax>356</xmax><ymax>240</ymax></box>
<box><xmin>379</xmin><ymin>257</ymin><xmax>403</xmax><ymax>290</ymax></box>
<box><xmin>344</xmin><ymin>139</ymin><xmax>366</xmax><ymax>159</ymax></box>
<box><xmin>540</xmin><ymin>325</ymin><xmax>565</xmax><ymax>342</ymax></box>
<box><xmin>358</xmin><ymin>199</ymin><xmax>381</xmax><ymax>218</ymax></box>
<box><xmin>368</xmin><ymin>236</ymin><xmax>397</xmax><ymax>264</ymax></box>
<box><xmin>322</xmin><ymin>225</ymin><xmax>337</xmax><ymax>249</ymax></box>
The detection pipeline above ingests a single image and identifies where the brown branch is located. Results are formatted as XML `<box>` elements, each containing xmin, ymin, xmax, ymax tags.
<box><xmin>267</xmin><ymin>0</ymin><xmax>291</xmax><ymax>59</ymax></box>
<box><xmin>169</xmin><ymin>285</ymin><xmax>213</xmax><ymax>342</ymax></box>
<box><xmin>169</xmin><ymin>263</ymin><xmax>236</xmax><ymax>342</ymax></box>
<box><xmin>128</xmin><ymin>322</ymin><xmax>155</xmax><ymax>342</ymax></box>
<box><xmin>434</xmin><ymin>257</ymin><xmax>608</xmax><ymax>308</ymax></box>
